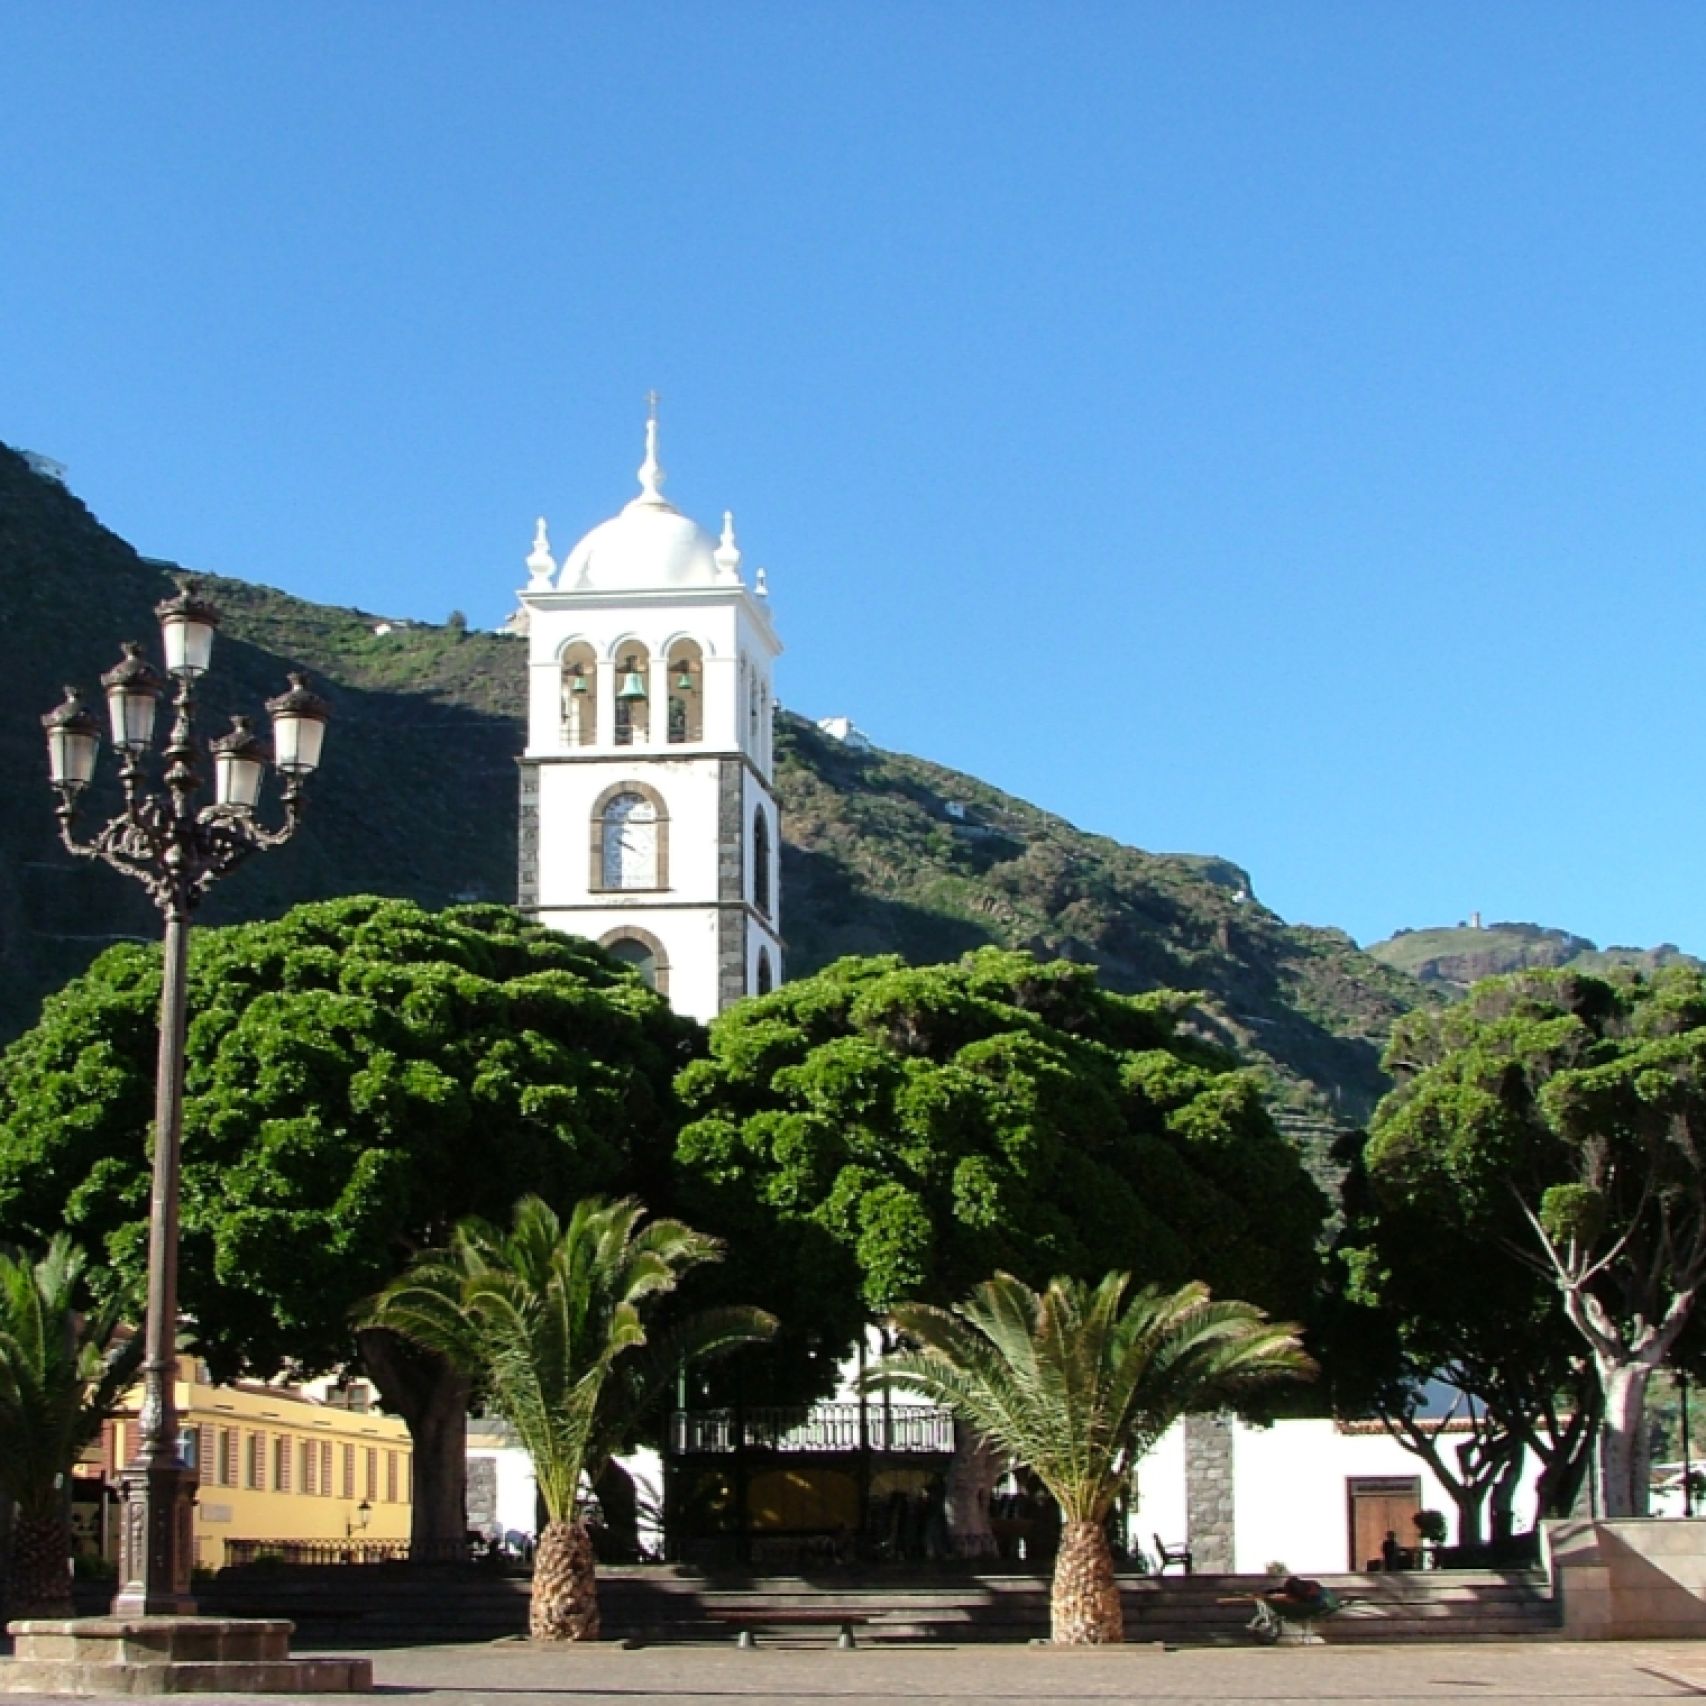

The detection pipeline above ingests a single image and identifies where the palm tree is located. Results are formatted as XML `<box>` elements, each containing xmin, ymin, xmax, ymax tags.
<box><xmin>867</xmin><ymin>1271</ymin><xmax>1315</xmax><ymax>1644</ymax></box>
<box><xmin>0</xmin><ymin>1236</ymin><xmax>143</xmax><ymax>1619</ymax></box>
<box><xmin>365</xmin><ymin>1195</ymin><xmax>772</xmax><ymax>1640</ymax></box>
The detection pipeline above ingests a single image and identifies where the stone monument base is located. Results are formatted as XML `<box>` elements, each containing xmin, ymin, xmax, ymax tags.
<box><xmin>1</xmin><ymin>1616</ymin><xmax>371</xmax><ymax>1695</ymax></box>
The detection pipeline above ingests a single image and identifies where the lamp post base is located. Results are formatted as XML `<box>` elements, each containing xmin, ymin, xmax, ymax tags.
<box><xmin>0</xmin><ymin>1617</ymin><xmax>372</xmax><ymax>1694</ymax></box>
<box><xmin>111</xmin><ymin>1463</ymin><xmax>199</xmax><ymax>1619</ymax></box>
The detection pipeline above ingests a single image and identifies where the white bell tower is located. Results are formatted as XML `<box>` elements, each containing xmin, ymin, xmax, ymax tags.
<box><xmin>515</xmin><ymin>411</ymin><xmax>783</xmax><ymax>1023</ymax></box>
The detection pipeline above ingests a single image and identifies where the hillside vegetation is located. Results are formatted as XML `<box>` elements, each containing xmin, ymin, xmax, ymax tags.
<box><xmin>0</xmin><ymin>442</ymin><xmax>1424</xmax><ymax>1143</ymax></box>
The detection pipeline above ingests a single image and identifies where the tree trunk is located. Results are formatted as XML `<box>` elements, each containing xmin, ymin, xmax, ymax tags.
<box><xmin>944</xmin><ymin>1418</ymin><xmax>999</xmax><ymax>1559</ymax></box>
<box><xmin>1488</xmin><ymin>1447</ymin><xmax>1522</xmax><ymax>1542</ymax></box>
<box><xmin>1050</xmin><ymin>1518</ymin><xmax>1122</xmax><ymax>1645</ymax></box>
<box><xmin>357</xmin><ymin>1326</ymin><xmax>471</xmax><ymax>1553</ymax></box>
<box><xmin>530</xmin><ymin>1518</ymin><xmax>599</xmax><ymax>1641</ymax></box>
<box><xmin>1446</xmin><ymin>1480</ymin><xmax>1485</xmax><ymax>1546</ymax></box>
<box><xmin>9</xmin><ymin>1507</ymin><xmax>72</xmax><ymax>1620</ymax></box>
<box><xmin>1598</xmin><ymin>1358</ymin><xmax>1655</xmax><ymax>1518</ymax></box>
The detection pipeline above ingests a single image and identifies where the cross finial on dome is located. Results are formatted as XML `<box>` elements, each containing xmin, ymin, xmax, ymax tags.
<box><xmin>637</xmin><ymin>392</ymin><xmax>666</xmax><ymax>502</ymax></box>
<box><xmin>525</xmin><ymin>516</ymin><xmax>556</xmax><ymax>588</ymax></box>
<box><xmin>714</xmin><ymin>509</ymin><xmax>743</xmax><ymax>581</ymax></box>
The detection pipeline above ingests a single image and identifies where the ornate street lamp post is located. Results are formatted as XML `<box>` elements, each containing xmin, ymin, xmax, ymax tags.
<box><xmin>41</xmin><ymin>580</ymin><xmax>328</xmax><ymax>1617</ymax></box>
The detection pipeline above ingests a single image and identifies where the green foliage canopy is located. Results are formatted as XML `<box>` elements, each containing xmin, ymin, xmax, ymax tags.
<box><xmin>0</xmin><ymin>896</ymin><xmax>699</xmax><ymax>1382</ymax></box>
<box><xmin>1366</xmin><ymin>966</ymin><xmax>1706</xmax><ymax>1516</ymax></box>
<box><xmin>675</xmin><ymin>949</ymin><xmax>1327</xmax><ymax>1385</ymax></box>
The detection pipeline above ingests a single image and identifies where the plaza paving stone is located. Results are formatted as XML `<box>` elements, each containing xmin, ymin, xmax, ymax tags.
<box><xmin>7</xmin><ymin>1637</ymin><xmax>1706</xmax><ymax>1705</ymax></box>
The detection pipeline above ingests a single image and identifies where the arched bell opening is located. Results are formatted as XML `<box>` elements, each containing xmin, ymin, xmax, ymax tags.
<box><xmin>667</xmin><ymin>640</ymin><xmax>704</xmax><ymax>745</ymax></box>
<box><xmin>613</xmin><ymin>643</ymin><xmax>652</xmax><ymax>747</ymax></box>
<box><xmin>559</xmin><ymin>641</ymin><xmax>598</xmax><ymax>747</ymax></box>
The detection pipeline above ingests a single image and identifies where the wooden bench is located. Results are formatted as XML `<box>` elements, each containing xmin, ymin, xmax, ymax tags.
<box><xmin>709</xmin><ymin>1609</ymin><xmax>875</xmax><ymax>1649</ymax></box>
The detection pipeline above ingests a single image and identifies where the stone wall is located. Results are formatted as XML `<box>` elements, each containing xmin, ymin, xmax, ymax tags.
<box><xmin>1546</xmin><ymin>1517</ymin><xmax>1706</xmax><ymax>1638</ymax></box>
<box><xmin>1184</xmin><ymin>1412</ymin><xmax>1235</xmax><ymax>1573</ymax></box>
<box><xmin>466</xmin><ymin>1457</ymin><xmax>499</xmax><ymax>1538</ymax></box>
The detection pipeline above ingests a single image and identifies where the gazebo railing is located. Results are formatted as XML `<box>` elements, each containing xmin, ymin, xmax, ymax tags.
<box><xmin>669</xmin><ymin>1402</ymin><xmax>953</xmax><ymax>1455</ymax></box>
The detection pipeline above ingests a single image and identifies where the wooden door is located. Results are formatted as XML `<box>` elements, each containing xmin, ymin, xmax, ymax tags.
<box><xmin>1347</xmin><ymin>1477</ymin><xmax>1421</xmax><ymax>1570</ymax></box>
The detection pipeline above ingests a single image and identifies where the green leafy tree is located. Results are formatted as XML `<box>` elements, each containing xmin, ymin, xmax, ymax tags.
<box><xmin>1367</xmin><ymin>966</ymin><xmax>1706</xmax><ymax>1517</ymax></box>
<box><xmin>675</xmin><ymin>949</ymin><xmax>1327</xmax><ymax>1550</ymax></box>
<box><xmin>868</xmin><ymin>1272</ymin><xmax>1312</xmax><ymax>1643</ymax></box>
<box><xmin>365</xmin><ymin>1195</ymin><xmax>770</xmax><ymax>1639</ymax></box>
<box><xmin>0</xmin><ymin>896</ymin><xmax>698</xmax><ymax>1548</ymax></box>
<box><xmin>0</xmin><ymin>1236</ymin><xmax>143</xmax><ymax>1618</ymax></box>
<box><xmin>1322</xmin><ymin>1131</ymin><xmax>1599</xmax><ymax>1544</ymax></box>
<box><xmin>1323</xmin><ymin>1132</ymin><xmax>1589</xmax><ymax>1549</ymax></box>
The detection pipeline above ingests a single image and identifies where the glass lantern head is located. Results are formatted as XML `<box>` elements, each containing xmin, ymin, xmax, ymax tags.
<box><xmin>211</xmin><ymin>715</ymin><xmax>267</xmax><ymax>811</ymax></box>
<box><xmin>265</xmin><ymin>672</ymin><xmax>330</xmax><ymax>776</ymax></box>
<box><xmin>155</xmin><ymin>579</ymin><xmax>221</xmax><ymax>679</ymax></box>
<box><xmin>42</xmin><ymin>687</ymin><xmax>101</xmax><ymax>790</ymax></box>
<box><xmin>100</xmin><ymin>640</ymin><xmax>165</xmax><ymax>753</ymax></box>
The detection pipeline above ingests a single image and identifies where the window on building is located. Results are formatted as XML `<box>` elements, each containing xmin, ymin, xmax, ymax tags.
<box><xmin>274</xmin><ymin>1435</ymin><xmax>292</xmax><ymax>1493</ymax></box>
<box><xmin>386</xmin><ymin>1451</ymin><xmax>399</xmax><ymax>1503</ymax></box>
<box><xmin>365</xmin><ymin>1447</ymin><xmax>378</xmax><ymax>1502</ymax></box>
<box><xmin>342</xmin><ymin>1443</ymin><xmax>356</xmax><ymax>1499</ymax></box>
<box><xmin>605</xmin><ymin>934</ymin><xmax>659</xmax><ymax>990</ymax></box>
<box><xmin>197</xmin><ymin>1425</ymin><xmax>214</xmax><ymax>1487</ymax></box>
<box><xmin>246</xmin><ymin>1432</ymin><xmax>264</xmax><ymax>1491</ymax></box>
<box><xmin>752</xmin><ymin>809</ymin><xmax>771</xmax><ymax>918</ymax></box>
<box><xmin>302</xmin><ymin>1440</ymin><xmax>317</xmax><ymax>1496</ymax></box>
<box><xmin>756</xmin><ymin>947</ymin><xmax>775</xmax><ymax>996</ymax></box>
<box><xmin>600</xmin><ymin>791</ymin><xmax>659</xmax><ymax>890</ymax></box>
<box><xmin>218</xmin><ymin>1428</ymin><xmax>237</xmax><ymax>1487</ymax></box>
<box><xmin>321</xmin><ymin>1440</ymin><xmax>334</xmax><ymax>1496</ymax></box>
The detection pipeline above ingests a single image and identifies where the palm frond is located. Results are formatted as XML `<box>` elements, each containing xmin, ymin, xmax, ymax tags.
<box><xmin>364</xmin><ymin>1194</ymin><xmax>735</xmax><ymax>1523</ymax></box>
<box><xmin>869</xmin><ymin>1268</ymin><xmax>1312</xmax><ymax>1523</ymax></box>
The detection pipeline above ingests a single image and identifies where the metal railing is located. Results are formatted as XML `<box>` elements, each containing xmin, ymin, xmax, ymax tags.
<box><xmin>669</xmin><ymin>1402</ymin><xmax>954</xmax><ymax>1456</ymax></box>
<box><xmin>222</xmin><ymin>1537</ymin><xmax>474</xmax><ymax>1568</ymax></box>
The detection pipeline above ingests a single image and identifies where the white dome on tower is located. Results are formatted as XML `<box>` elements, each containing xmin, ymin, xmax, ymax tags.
<box><xmin>557</xmin><ymin>415</ymin><xmax>728</xmax><ymax>592</ymax></box>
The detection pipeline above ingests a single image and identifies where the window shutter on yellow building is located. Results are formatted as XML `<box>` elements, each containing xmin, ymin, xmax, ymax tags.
<box><xmin>197</xmin><ymin>1424</ymin><xmax>214</xmax><ymax>1486</ymax></box>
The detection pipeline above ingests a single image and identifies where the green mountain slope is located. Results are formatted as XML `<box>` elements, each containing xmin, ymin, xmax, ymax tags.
<box><xmin>0</xmin><ymin>442</ymin><xmax>1423</xmax><ymax>1136</ymax></box>
<box><xmin>1366</xmin><ymin>921</ymin><xmax>1700</xmax><ymax>996</ymax></box>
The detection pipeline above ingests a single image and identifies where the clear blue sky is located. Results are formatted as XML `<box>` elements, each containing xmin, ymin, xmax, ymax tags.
<box><xmin>5</xmin><ymin>5</ymin><xmax>1704</xmax><ymax>956</ymax></box>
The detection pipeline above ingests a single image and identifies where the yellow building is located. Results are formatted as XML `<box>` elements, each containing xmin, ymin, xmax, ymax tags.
<box><xmin>77</xmin><ymin>1358</ymin><xmax>414</xmax><ymax>1569</ymax></box>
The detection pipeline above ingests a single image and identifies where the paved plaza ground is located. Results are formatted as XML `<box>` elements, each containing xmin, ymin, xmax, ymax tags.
<box><xmin>9</xmin><ymin>1639</ymin><xmax>1706</xmax><ymax>1706</ymax></box>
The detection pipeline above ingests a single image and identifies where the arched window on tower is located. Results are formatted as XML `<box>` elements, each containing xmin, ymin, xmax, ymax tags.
<box><xmin>600</xmin><ymin>927</ymin><xmax>670</xmax><ymax>997</ymax></box>
<box><xmin>600</xmin><ymin>791</ymin><xmax>660</xmax><ymax>890</ymax></box>
<box><xmin>755</xmin><ymin>948</ymin><xmax>774</xmax><ymax>996</ymax></box>
<box><xmin>614</xmin><ymin>645</ymin><xmax>651</xmax><ymax>747</ymax></box>
<box><xmin>748</xmin><ymin>667</ymin><xmax>760</xmax><ymax>747</ymax></box>
<box><xmin>666</xmin><ymin>640</ymin><xmax>703</xmax><ymax>745</ymax></box>
<box><xmin>559</xmin><ymin>641</ymin><xmax>598</xmax><ymax>747</ymax></box>
<box><xmin>752</xmin><ymin>808</ymin><xmax>771</xmax><ymax>918</ymax></box>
